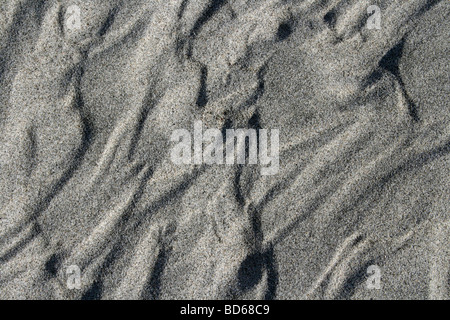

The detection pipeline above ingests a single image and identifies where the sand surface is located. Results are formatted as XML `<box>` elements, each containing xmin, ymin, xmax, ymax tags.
<box><xmin>0</xmin><ymin>0</ymin><xmax>449</xmax><ymax>299</ymax></box>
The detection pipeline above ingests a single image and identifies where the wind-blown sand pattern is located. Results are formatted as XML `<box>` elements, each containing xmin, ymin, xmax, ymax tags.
<box><xmin>0</xmin><ymin>0</ymin><xmax>448</xmax><ymax>300</ymax></box>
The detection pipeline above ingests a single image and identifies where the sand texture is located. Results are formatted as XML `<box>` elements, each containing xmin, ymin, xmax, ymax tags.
<box><xmin>0</xmin><ymin>0</ymin><xmax>449</xmax><ymax>299</ymax></box>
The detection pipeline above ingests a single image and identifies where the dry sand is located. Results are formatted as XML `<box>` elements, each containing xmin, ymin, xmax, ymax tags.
<box><xmin>0</xmin><ymin>0</ymin><xmax>448</xmax><ymax>299</ymax></box>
